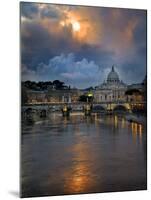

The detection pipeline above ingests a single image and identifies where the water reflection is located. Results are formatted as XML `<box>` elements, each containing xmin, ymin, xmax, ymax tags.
<box><xmin>114</xmin><ymin>115</ymin><xmax>118</xmax><ymax>128</ymax></box>
<box><xmin>63</xmin><ymin>142</ymin><xmax>96</xmax><ymax>194</ymax></box>
<box><xmin>139</xmin><ymin>124</ymin><xmax>143</xmax><ymax>142</ymax></box>
<box><xmin>131</xmin><ymin>122</ymin><xmax>143</xmax><ymax>143</ymax></box>
<box><xmin>21</xmin><ymin>114</ymin><xmax>147</xmax><ymax>197</ymax></box>
<box><xmin>121</xmin><ymin>117</ymin><xmax>125</xmax><ymax>129</ymax></box>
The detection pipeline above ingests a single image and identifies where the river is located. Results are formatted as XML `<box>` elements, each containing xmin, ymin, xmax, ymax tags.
<box><xmin>21</xmin><ymin>113</ymin><xmax>147</xmax><ymax>197</ymax></box>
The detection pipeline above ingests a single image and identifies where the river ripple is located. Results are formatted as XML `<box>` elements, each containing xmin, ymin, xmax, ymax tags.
<box><xmin>21</xmin><ymin>114</ymin><xmax>147</xmax><ymax>197</ymax></box>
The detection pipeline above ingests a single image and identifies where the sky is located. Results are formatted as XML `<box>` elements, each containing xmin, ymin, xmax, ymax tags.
<box><xmin>21</xmin><ymin>2</ymin><xmax>147</xmax><ymax>89</ymax></box>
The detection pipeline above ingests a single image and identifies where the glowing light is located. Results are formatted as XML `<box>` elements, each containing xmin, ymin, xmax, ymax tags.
<box><xmin>60</xmin><ymin>20</ymin><xmax>80</xmax><ymax>32</ymax></box>
<box><xmin>21</xmin><ymin>16</ymin><xmax>28</xmax><ymax>23</ymax></box>
<box><xmin>72</xmin><ymin>21</ymin><xmax>80</xmax><ymax>31</ymax></box>
<box><xmin>87</xmin><ymin>92</ymin><xmax>93</xmax><ymax>97</ymax></box>
<box><xmin>60</xmin><ymin>21</ymin><xmax>65</xmax><ymax>26</ymax></box>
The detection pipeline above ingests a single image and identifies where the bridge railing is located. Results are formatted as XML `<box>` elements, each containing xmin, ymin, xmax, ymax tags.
<box><xmin>24</xmin><ymin>100</ymin><xmax>146</xmax><ymax>107</ymax></box>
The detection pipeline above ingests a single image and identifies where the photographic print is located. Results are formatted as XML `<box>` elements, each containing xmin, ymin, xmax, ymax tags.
<box><xmin>20</xmin><ymin>2</ymin><xmax>147</xmax><ymax>198</ymax></box>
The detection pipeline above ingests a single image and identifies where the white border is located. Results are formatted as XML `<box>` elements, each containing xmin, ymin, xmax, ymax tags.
<box><xmin>0</xmin><ymin>0</ymin><xmax>150</xmax><ymax>199</ymax></box>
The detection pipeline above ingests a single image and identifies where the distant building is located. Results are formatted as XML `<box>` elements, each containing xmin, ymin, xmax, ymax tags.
<box><xmin>25</xmin><ymin>88</ymin><xmax>82</xmax><ymax>104</ymax></box>
<box><xmin>26</xmin><ymin>90</ymin><xmax>47</xmax><ymax>104</ymax></box>
<box><xmin>22</xmin><ymin>68</ymin><xmax>146</xmax><ymax>106</ymax></box>
<box><xmin>47</xmin><ymin>88</ymin><xmax>82</xmax><ymax>103</ymax></box>
<box><xmin>125</xmin><ymin>75</ymin><xmax>147</xmax><ymax>103</ymax></box>
<box><xmin>94</xmin><ymin>66</ymin><xmax>127</xmax><ymax>102</ymax></box>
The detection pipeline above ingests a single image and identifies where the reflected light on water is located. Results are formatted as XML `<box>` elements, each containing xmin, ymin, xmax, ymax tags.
<box><xmin>114</xmin><ymin>115</ymin><xmax>118</xmax><ymax>128</ymax></box>
<box><xmin>131</xmin><ymin>122</ymin><xmax>134</xmax><ymax>133</ymax></box>
<box><xmin>121</xmin><ymin>118</ymin><xmax>125</xmax><ymax>129</ymax></box>
<box><xmin>94</xmin><ymin>113</ymin><xmax>99</xmax><ymax>126</ymax></box>
<box><xmin>139</xmin><ymin>124</ymin><xmax>142</xmax><ymax>142</ymax></box>
<box><xmin>63</xmin><ymin>117</ymin><xmax>68</xmax><ymax>128</ymax></box>
<box><xmin>63</xmin><ymin>142</ymin><xmax>96</xmax><ymax>194</ymax></box>
<box><xmin>64</xmin><ymin>165</ymin><xmax>91</xmax><ymax>193</ymax></box>
<box><xmin>94</xmin><ymin>113</ymin><xmax>97</xmax><ymax>121</ymax></box>
<box><xmin>131</xmin><ymin>122</ymin><xmax>143</xmax><ymax>143</ymax></box>
<box><xmin>22</xmin><ymin>114</ymin><xmax>146</xmax><ymax>196</ymax></box>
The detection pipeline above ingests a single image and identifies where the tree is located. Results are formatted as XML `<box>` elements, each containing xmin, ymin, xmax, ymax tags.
<box><xmin>21</xmin><ymin>86</ymin><xmax>28</xmax><ymax>105</ymax></box>
<box><xmin>53</xmin><ymin>80</ymin><xmax>65</xmax><ymax>89</ymax></box>
<box><xmin>125</xmin><ymin>89</ymin><xmax>141</xmax><ymax>95</ymax></box>
<box><xmin>79</xmin><ymin>94</ymin><xmax>93</xmax><ymax>102</ymax></box>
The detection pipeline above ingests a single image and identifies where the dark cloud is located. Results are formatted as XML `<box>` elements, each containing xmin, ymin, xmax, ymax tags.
<box><xmin>40</xmin><ymin>5</ymin><xmax>62</xmax><ymax>19</ymax></box>
<box><xmin>21</xmin><ymin>21</ymin><xmax>78</xmax><ymax>69</ymax></box>
<box><xmin>20</xmin><ymin>2</ymin><xmax>147</xmax><ymax>87</ymax></box>
<box><xmin>21</xmin><ymin>22</ymin><xmax>52</xmax><ymax>69</ymax></box>
<box><xmin>20</xmin><ymin>2</ymin><xmax>38</xmax><ymax>19</ymax></box>
<box><xmin>22</xmin><ymin>53</ymin><xmax>102</xmax><ymax>88</ymax></box>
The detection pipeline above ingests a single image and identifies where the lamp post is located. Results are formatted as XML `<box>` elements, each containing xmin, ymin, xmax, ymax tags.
<box><xmin>84</xmin><ymin>92</ymin><xmax>93</xmax><ymax>116</ymax></box>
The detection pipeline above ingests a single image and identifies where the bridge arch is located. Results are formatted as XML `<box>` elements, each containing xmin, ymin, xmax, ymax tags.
<box><xmin>25</xmin><ymin>107</ymin><xmax>32</xmax><ymax>113</ymax></box>
<box><xmin>24</xmin><ymin>107</ymin><xmax>37</xmax><ymax>114</ymax></box>
<box><xmin>93</xmin><ymin>104</ymin><xmax>106</xmax><ymax>112</ymax></box>
<box><xmin>112</xmin><ymin>104</ymin><xmax>129</xmax><ymax>112</ymax></box>
<box><xmin>40</xmin><ymin>109</ymin><xmax>47</xmax><ymax>118</ymax></box>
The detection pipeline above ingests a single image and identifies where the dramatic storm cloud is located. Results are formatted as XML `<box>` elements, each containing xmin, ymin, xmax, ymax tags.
<box><xmin>22</xmin><ymin>53</ymin><xmax>102</xmax><ymax>88</ymax></box>
<box><xmin>21</xmin><ymin>2</ymin><xmax>147</xmax><ymax>88</ymax></box>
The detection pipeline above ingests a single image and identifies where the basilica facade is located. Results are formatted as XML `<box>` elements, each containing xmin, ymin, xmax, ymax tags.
<box><xmin>94</xmin><ymin>66</ymin><xmax>127</xmax><ymax>103</ymax></box>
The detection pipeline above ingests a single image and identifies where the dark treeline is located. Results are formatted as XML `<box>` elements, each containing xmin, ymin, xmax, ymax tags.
<box><xmin>22</xmin><ymin>80</ymin><xmax>69</xmax><ymax>91</ymax></box>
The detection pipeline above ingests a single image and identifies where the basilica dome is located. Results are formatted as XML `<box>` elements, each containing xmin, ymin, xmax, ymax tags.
<box><xmin>107</xmin><ymin>66</ymin><xmax>120</xmax><ymax>83</ymax></box>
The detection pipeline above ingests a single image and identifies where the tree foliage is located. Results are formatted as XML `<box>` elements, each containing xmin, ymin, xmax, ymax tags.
<box><xmin>22</xmin><ymin>80</ymin><xmax>66</xmax><ymax>91</ymax></box>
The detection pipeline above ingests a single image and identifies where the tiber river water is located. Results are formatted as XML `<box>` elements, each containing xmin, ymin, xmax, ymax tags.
<box><xmin>21</xmin><ymin>113</ymin><xmax>147</xmax><ymax>197</ymax></box>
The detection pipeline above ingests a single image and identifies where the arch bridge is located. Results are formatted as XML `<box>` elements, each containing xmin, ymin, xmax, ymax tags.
<box><xmin>92</xmin><ymin>102</ymin><xmax>131</xmax><ymax>112</ymax></box>
<box><xmin>22</xmin><ymin>101</ymin><xmax>133</xmax><ymax>118</ymax></box>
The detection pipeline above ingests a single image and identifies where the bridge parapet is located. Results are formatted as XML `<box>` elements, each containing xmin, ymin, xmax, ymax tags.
<box><xmin>22</xmin><ymin>101</ymin><xmax>139</xmax><ymax>114</ymax></box>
